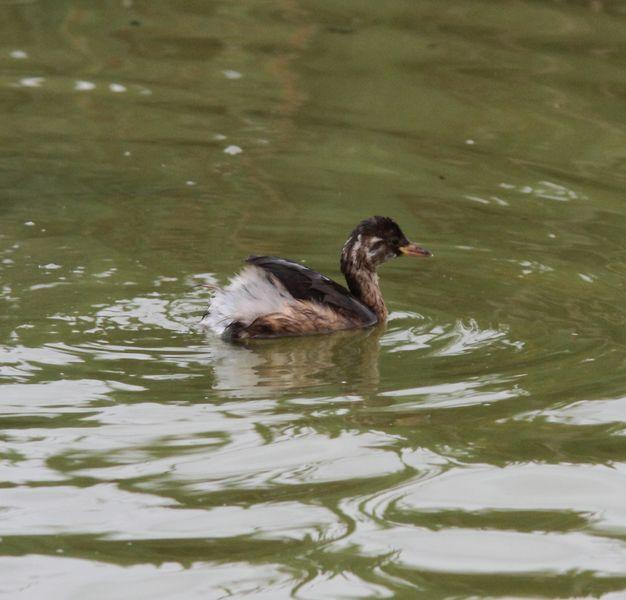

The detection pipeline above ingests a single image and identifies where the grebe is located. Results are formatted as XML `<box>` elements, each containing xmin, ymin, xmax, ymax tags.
<box><xmin>202</xmin><ymin>216</ymin><xmax>431</xmax><ymax>340</ymax></box>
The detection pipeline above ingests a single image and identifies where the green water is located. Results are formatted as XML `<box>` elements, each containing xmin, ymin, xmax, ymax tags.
<box><xmin>1</xmin><ymin>1</ymin><xmax>626</xmax><ymax>598</ymax></box>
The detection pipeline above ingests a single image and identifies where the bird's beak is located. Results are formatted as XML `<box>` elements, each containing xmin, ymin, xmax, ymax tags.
<box><xmin>399</xmin><ymin>242</ymin><xmax>432</xmax><ymax>257</ymax></box>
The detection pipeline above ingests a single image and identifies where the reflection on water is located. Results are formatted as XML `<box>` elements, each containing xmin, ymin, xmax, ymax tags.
<box><xmin>1</xmin><ymin>0</ymin><xmax>626</xmax><ymax>598</ymax></box>
<box><xmin>0</xmin><ymin>556</ymin><xmax>293</xmax><ymax>600</ymax></box>
<box><xmin>210</xmin><ymin>327</ymin><xmax>383</xmax><ymax>398</ymax></box>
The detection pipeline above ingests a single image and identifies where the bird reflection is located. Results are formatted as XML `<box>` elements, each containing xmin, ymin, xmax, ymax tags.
<box><xmin>209</xmin><ymin>326</ymin><xmax>384</xmax><ymax>399</ymax></box>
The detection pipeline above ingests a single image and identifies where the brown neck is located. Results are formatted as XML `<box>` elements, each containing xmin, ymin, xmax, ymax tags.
<box><xmin>342</xmin><ymin>266</ymin><xmax>388</xmax><ymax>322</ymax></box>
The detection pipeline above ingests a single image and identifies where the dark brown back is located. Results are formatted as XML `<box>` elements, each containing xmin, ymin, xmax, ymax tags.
<box><xmin>246</xmin><ymin>255</ymin><xmax>378</xmax><ymax>326</ymax></box>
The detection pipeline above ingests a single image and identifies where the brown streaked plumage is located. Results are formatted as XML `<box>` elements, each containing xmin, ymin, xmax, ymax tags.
<box><xmin>202</xmin><ymin>216</ymin><xmax>431</xmax><ymax>341</ymax></box>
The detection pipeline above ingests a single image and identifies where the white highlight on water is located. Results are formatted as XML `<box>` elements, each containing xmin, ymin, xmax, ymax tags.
<box><xmin>19</xmin><ymin>77</ymin><xmax>43</xmax><ymax>88</ymax></box>
<box><xmin>75</xmin><ymin>80</ymin><xmax>96</xmax><ymax>91</ymax></box>
<box><xmin>223</xmin><ymin>145</ymin><xmax>242</xmax><ymax>155</ymax></box>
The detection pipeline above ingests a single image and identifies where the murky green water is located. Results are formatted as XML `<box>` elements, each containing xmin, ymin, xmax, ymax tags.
<box><xmin>1</xmin><ymin>1</ymin><xmax>626</xmax><ymax>597</ymax></box>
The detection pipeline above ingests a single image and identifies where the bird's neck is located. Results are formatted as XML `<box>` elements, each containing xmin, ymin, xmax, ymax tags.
<box><xmin>342</xmin><ymin>264</ymin><xmax>388</xmax><ymax>322</ymax></box>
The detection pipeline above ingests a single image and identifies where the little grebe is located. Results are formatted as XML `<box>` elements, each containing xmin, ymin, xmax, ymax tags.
<box><xmin>203</xmin><ymin>216</ymin><xmax>431</xmax><ymax>340</ymax></box>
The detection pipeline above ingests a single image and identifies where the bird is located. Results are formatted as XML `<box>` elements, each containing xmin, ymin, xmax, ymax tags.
<box><xmin>201</xmin><ymin>216</ymin><xmax>432</xmax><ymax>340</ymax></box>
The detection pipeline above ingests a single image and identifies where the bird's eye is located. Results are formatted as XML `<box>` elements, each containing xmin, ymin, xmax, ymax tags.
<box><xmin>389</xmin><ymin>237</ymin><xmax>400</xmax><ymax>246</ymax></box>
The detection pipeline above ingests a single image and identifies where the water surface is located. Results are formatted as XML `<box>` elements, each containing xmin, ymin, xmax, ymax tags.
<box><xmin>1</xmin><ymin>1</ymin><xmax>626</xmax><ymax>598</ymax></box>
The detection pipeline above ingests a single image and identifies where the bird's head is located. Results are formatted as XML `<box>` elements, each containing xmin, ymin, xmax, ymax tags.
<box><xmin>341</xmin><ymin>216</ymin><xmax>431</xmax><ymax>273</ymax></box>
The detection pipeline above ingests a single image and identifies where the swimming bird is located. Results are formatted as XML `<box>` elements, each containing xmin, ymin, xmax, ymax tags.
<box><xmin>202</xmin><ymin>216</ymin><xmax>431</xmax><ymax>340</ymax></box>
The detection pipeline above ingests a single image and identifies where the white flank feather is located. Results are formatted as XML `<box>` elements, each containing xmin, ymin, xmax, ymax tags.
<box><xmin>200</xmin><ymin>266</ymin><xmax>294</xmax><ymax>335</ymax></box>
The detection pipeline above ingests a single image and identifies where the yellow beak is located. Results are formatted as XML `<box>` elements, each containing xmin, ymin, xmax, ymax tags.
<box><xmin>399</xmin><ymin>242</ymin><xmax>432</xmax><ymax>257</ymax></box>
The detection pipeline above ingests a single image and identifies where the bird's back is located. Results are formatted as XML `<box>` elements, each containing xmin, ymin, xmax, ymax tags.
<box><xmin>202</xmin><ymin>256</ymin><xmax>377</xmax><ymax>340</ymax></box>
<box><xmin>246</xmin><ymin>256</ymin><xmax>377</xmax><ymax>326</ymax></box>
